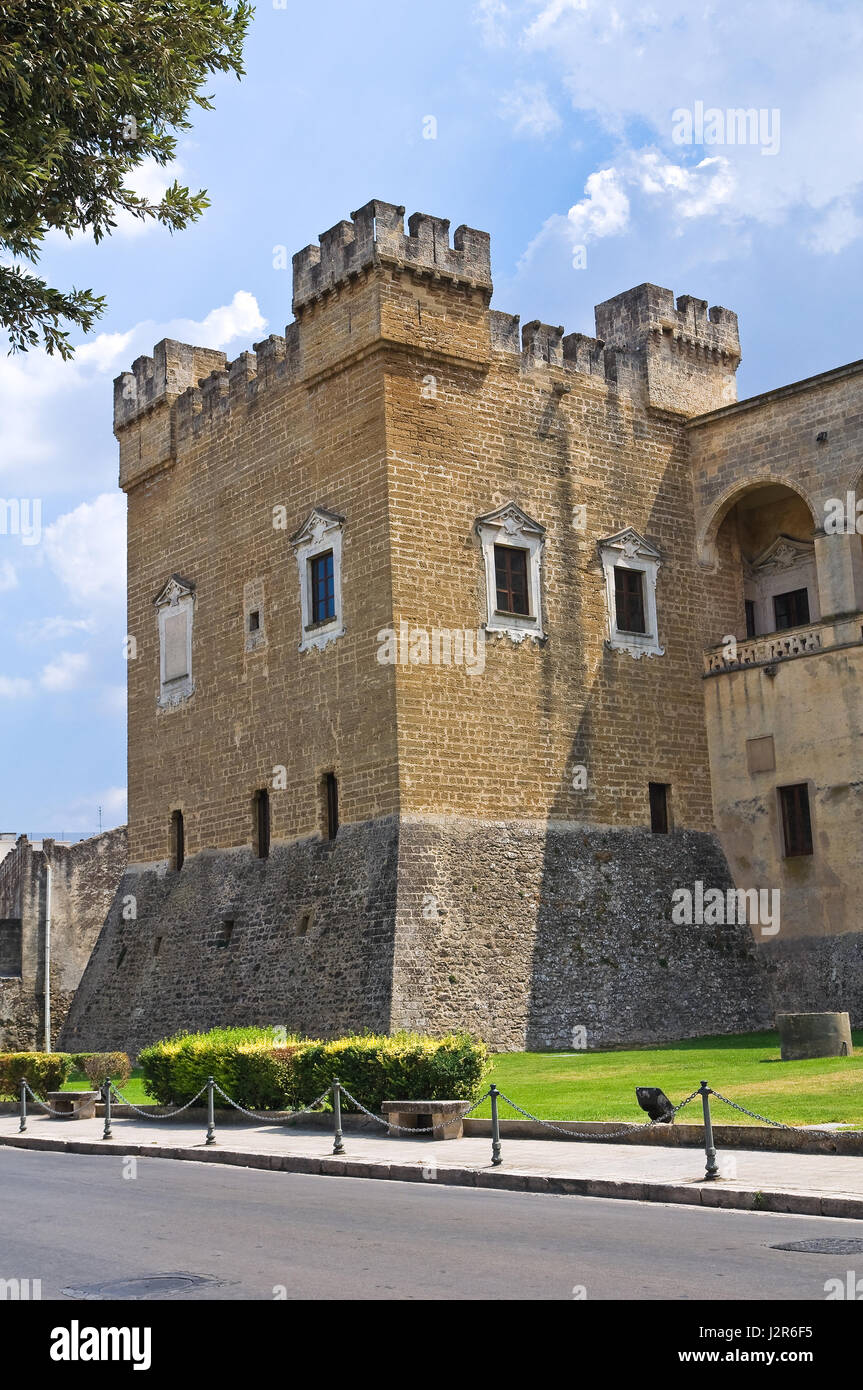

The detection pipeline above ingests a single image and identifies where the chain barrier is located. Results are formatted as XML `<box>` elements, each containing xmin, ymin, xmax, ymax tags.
<box><xmin>337</xmin><ymin>1085</ymin><xmax>492</xmax><ymax>1135</ymax></box>
<box><xmin>493</xmin><ymin>1087</ymin><xmax>702</xmax><ymax>1141</ymax></box>
<box><xmin>108</xmin><ymin>1081</ymin><xmax>209</xmax><ymax>1120</ymax></box>
<box><xmin>708</xmin><ymin>1087</ymin><xmax>863</xmax><ymax>1135</ymax></box>
<box><xmin>22</xmin><ymin>1081</ymin><xmax>79</xmax><ymax>1118</ymax></box>
<box><xmin>211</xmin><ymin>1082</ymin><xmax>331</xmax><ymax>1124</ymax></box>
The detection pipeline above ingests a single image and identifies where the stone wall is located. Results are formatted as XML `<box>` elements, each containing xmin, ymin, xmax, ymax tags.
<box><xmin>0</xmin><ymin>829</ymin><xmax>127</xmax><ymax>1050</ymax></box>
<box><xmin>391</xmin><ymin>817</ymin><xmax>770</xmax><ymax>1050</ymax></box>
<box><xmin>59</xmin><ymin>817</ymin><xmax>398</xmax><ymax>1055</ymax></box>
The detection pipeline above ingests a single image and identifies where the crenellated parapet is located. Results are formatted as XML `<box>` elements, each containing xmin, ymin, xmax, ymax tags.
<box><xmin>292</xmin><ymin>199</ymin><xmax>492</xmax><ymax>313</ymax></box>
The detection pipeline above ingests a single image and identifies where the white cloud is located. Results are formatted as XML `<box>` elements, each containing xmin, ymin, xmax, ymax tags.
<box><xmin>0</xmin><ymin>676</ymin><xmax>31</xmax><ymax>699</ymax></box>
<box><xmin>805</xmin><ymin>198</ymin><xmax>863</xmax><ymax>255</ymax></box>
<box><xmin>0</xmin><ymin>290</ymin><xmax>266</xmax><ymax>494</ymax></box>
<box><xmin>40</xmin><ymin>651</ymin><xmax>90</xmax><ymax>691</ymax></box>
<box><xmin>19</xmin><ymin>615</ymin><xmax>98</xmax><ymax>644</ymax></box>
<box><xmin>499</xmin><ymin>81</ymin><xmax>562</xmax><ymax>137</ymax></box>
<box><xmin>481</xmin><ymin>0</ymin><xmax>863</xmax><ymax>253</ymax></box>
<box><xmin>0</xmin><ymin>560</ymin><xmax>17</xmax><ymax>592</ymax></box>
<box><xmin>167</xmin><ymin>291</ymin><xmax>266</xmax><ymax>352</ymax></box>
<box><xmin>43</xmin><ymin>493</ymin><xmax>126</xmax><ymax>605</ymax></box>
<box><xmin>568</xmin><ymin>166</ymin><xmax>630</xmax><ymax>241</ymax></box>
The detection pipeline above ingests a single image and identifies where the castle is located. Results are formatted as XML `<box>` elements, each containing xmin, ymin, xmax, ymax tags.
<box><xmin>61</xmin><ymin>199</ymin><xmax>863</xmax><ymax>1054</ymax></box>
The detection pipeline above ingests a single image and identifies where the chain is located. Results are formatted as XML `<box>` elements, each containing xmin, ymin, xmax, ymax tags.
<box><xmin>212</xmin><ymin>1082</ymin><xmax>331</xmax><ymax>1123</ymax></box>
<box><xmin>492</xmin><ymin>1088</ymin><xmax>702</xmax><ymax>1141</ymax></box>
<box><xmin>21</xmin><ymin>1081</ymin><xmax>80</xmax><ymax>1117</ymax></box>
<box><xmin>108</xmin><ymin>1081</ymin><xmax>209</xmax><ymax>1119</ymax></box>
<box><xmin>337</xmin><ymin>1086</ymin><xmax>491</xmax><ymax>1135</ymax></box>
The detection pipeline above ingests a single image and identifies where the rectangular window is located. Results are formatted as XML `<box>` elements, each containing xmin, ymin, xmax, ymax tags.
<box><xmin>310</xmin><ymin>551</ymin><xmax>336</xmax><ymax>624</ymax></box>
<box><xmin>745</xmin><ymin>600</ymin><xmax>756</xmax><ymax>638</ymax></box>
<box><xmin>170</xmin><ymin>810</ymin><xmax>185</xmax><ymax>872</ymax></box>
<box><xmin>615</xmin><ymin>567</ymin><xmax>646</xmax><ymax>634</ymax></box>
<box><xmin>649</xmin><ymin>782</ymin><xmax>669</xmax><ymax>834</ymax></box>
<box><xmin>325</xmin><ymin>772</ymin><xmax>339</xmax><ymax>841</ymax></box>
<box><xmin>779</xmin><ymin>783</ymin><xmax>813</xmax><ymax>857</ymax></box>
<box><xmin>248</xmin><ymin>609</ymin><xmax>260</xmax><ymax>632</ymax></box>
<box><xmin>773</xmin><ymin>588</ymin><xmax>810</xmax><ymax>631</ymax></box>
<box><xmin>494</xmin><ymin>545</ymin><xmax>530</xmax><ymax>615</ymax></box>
<box><xmin>254</xmin><ymin>789</ymin><xmax>270</xmax><ymax>860</ymax></box>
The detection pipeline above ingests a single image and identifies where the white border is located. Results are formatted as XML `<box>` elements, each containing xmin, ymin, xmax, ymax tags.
<box><xmin>475</xmin><ymin>502</ymin><xmax>545</xmax><ymax>642</ymax></box>
<box><xmin>598</xmin><ymin>528</ymin><xmax>664</xmax><ymax>659</ymax></box>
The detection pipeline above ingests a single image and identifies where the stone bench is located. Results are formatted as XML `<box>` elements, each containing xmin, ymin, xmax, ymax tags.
<box><xmin>46</xmin><ymin>1090</ymin><xmax>100</xmax><ymax>1119</ymax></box>
<box><xmin>381</xmin><ymin>1100</ymin><xmax>468</xmax><ymax>1140</ymax></box>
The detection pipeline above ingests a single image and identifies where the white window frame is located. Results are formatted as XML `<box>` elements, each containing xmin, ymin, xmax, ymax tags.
<box><xmin>291</xmin><ymin>507</ymin><xmax>346</xmax><ymax>653</ymax></box>
<box><xmin>599</xmin><ymin>528</ymin><xmax>664</xmax><ymax>659</ymax></box>
<box><xmin>475</xmin><ymin>502</ymin><xmax>545</xmax><ymax>641</ymax></box>
<box><xmin>154</xmin><ymin>575</ymin><xmax>196</xmax><ymax>707</ymax></box>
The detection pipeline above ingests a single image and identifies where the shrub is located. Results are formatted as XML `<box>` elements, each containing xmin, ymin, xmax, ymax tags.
<box><xmin>138</xmin><ymin>1026</ymin><xmax>491</xmax><ymax>1113</ymax></box>
<box><xmin>69</xmin><ymin>1053</ymin><xmax>94</xmax><ymax>1072</ymax></box>
<box><xmin>138</xmin><ymin>1027</ymin><xmax>302</xmax><ymax>1109</ymax></box>
<box><xmin>82</xmin><ymin>1052</ymin><xmax>132</xmax><ymax>1087</ymax></box>
<box><xmin>289</xmin><ymin>1032</ymin><xmax>491</xmax><ymax>1113</ymax></box>
<box><xmin>0</xmin><ymin>1052</ymin><xmax>72</xmax><ymax>1099</ymax></box>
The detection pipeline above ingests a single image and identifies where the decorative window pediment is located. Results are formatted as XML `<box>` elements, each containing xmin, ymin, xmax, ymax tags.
<box><xmin>154</xmin><ymin>574</ymin><xmax>196</xmax><ymax>707</ymax></box>
<box><xmin>745</xmin><ymin>534</ymin><xmax>814</xmax><ymax>577</ymax></box>
<box><xmin>598</xmin><ymin>528</ymin><xmax>664</xmax><ymax>659</ymax></box>
<box><xmin>290</xmin><ymin>507</ymin><xmax>346</xmax><ymax>652</ymax></box>
<box><xmin>475</xmin><ymin>502</ymin><xmax>546</xmax><ymax>641</ymax></box>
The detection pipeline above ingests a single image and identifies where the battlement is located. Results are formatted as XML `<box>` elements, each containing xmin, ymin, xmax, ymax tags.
<box><xmin>595</xmin><ymin>283</ymin><xmax>740</xmax><ymax>363</ymax></box>
<box><xmin>114</xmin><ymin>340</ymin><xmax>227</xmax><ymax>432</ymax></box>
<box><xmin>292</xmin><ymin>199</ymin><xmax>492</xmax><ymax>312</ymax></box>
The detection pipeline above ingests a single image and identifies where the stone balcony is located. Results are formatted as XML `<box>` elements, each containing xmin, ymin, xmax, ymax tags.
<box><xmin>704</xmin><ymin>615</ymin><xmax>863</xmax><ymax>675</ymax></box>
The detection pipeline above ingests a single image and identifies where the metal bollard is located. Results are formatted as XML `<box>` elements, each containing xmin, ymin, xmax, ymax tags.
<box><xmin>19</xmin><ymin>1078</ymin><xmax>26</xmax><ymax>1133</ymax></box>
<box><xmin>699</xmin><ymin>1080</ymin><xmax>719</xmax><ymax>1180</ymax></box>
<box><xmin>205</xmin><ymin>1075</ymin><xmax>216</xmax><ymax>1145</ymax></box>
<box><xmin>490</xmin><ymin>1084</ymin><xmax>502</xmax><ymax>1166</ymax></box>
<box><xmin>102</xmin><ymin>1077</ymin><xmax>113</xmax><ymax>1141</ymax></box>
<box><xmin>332</xmin><ymin>1078</ymin><xmax>345</xmax><ymax>1155</ymax></box>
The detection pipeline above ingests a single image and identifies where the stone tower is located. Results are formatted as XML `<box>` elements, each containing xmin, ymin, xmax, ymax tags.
<box><xmin>62</xmin><ymin>200</ymin><xmax>774</xmax><ymax>1054</ymax></box>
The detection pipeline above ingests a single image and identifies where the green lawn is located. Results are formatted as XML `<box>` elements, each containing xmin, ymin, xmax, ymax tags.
<box><xmin>478</xmin><ymin>1032</ymin><xmax>863</xmax><ymax>1127</ymax></box>
<box><xmin>63</xmin><ymin>1068</ymin><xmax>150</xmax><ymax>1105</ymax></box>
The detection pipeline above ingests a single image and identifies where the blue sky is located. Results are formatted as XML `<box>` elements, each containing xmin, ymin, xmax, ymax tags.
<box><xmin>1</xmin><ymin>0</ymin><xmax>862</xmax><ymax>834</ymax></box>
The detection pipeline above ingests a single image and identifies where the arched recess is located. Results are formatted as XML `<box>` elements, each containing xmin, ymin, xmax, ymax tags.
<box><xmin>697</xmin><ymin>474</ymin><xmax>819</xmax><ymax>570</ymax></box>
<box><xmin>701</xmin><ymin>478</ymin><xmax>819</xmax><ymax>643</ymax></box>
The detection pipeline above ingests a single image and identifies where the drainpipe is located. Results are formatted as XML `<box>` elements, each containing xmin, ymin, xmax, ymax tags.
<box><xmin>43</xmin><ymin>857</ymin><xmax>52</xmax><ymax>1052</ymax></box>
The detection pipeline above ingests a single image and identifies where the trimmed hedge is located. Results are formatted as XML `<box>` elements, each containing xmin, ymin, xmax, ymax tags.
<box><xmin>138</xmin><ymin>1028</ymin><xmax>301</xmax><ymax>1109</ymax></box>
<box><xmin>289</xmin><ymin>1033</ymin><xmax>491</xmax><ymax>1113</ymax></box>
<box><xmin>0</xmin><ymin>1052</ymin><xmax>72</xmax><ymax>1098</ymax></box>
<box><xmin>139</xmin><ymin>1028</ymin><xmax>490</xmax><ymax>1112</ymax></box>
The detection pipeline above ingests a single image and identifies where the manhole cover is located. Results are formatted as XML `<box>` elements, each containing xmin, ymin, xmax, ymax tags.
<box><xmin>772</xmin><ymin>1239</ymin><xmax>863</xmax><ymax>1255</ymax></box>
<box><xmin>61</xmin><ymin>1273</ymin><xmax>222</xmax><ymax>1300</ymax></box>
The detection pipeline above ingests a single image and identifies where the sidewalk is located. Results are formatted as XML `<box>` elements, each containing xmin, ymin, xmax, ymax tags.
<box><xmin>3</xmin><ymin>1110</ymin><xmax>863</xmax><ymax>1220</ymax></box>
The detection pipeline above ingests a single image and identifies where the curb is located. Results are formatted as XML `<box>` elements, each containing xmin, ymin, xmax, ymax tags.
<box><xmin>3</xmin><ymin>1131</ymin><xmax>862</xmax><ymax>1220</ymax></box>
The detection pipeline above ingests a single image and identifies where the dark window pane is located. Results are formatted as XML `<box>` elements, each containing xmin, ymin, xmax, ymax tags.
<box><xmin>325</xmin><ymin>772</ymin><xmax>339</xmax><ymax>841</ymax></box>
<box><xmin>255</xmin><ymin>790</ymin><xmax>270</xmax><ymax>859</ymax></box>
<box><xmin>773</xmin><ymin>588</ymin><xmax>810</xmax><ymax>631</ymax></box>
<box><xmin>310</xmin><ymin>551</ymin><xmax>335</xmax><ymax>624</ymax></box>
<box><xmin>745</xmin><ymin>600</ymin><xmax>756</xmax><ymax>638</ymax></box>
<box><xmin>649</xmin><ymin>782</ymin><xmax>669</xmax><ymax>834</ymax></box>
<box><xmin>779</xmin><ymin>783</ymin><xmax>813</xmax><ymax>857</ymax></box>
<box><xmin>171</xmin><ymin>810</ymin><xmax>184</xmax><ymax>872</ymax></box>
<box><xmin>614</xmin><ymin>567</ymin><xmax>646</xmax><ymax>634</ymax></box>
<box><xmin>494</xmin><ymin>545</ymin><xmax>530</xmax><ymax>615</ymax></box>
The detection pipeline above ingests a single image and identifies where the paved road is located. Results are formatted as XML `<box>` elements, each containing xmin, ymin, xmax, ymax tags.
<box><xmin>3</xmin><ymin>1148</ymin><xmax>863</xmax><ymax>1300</ymax></box>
